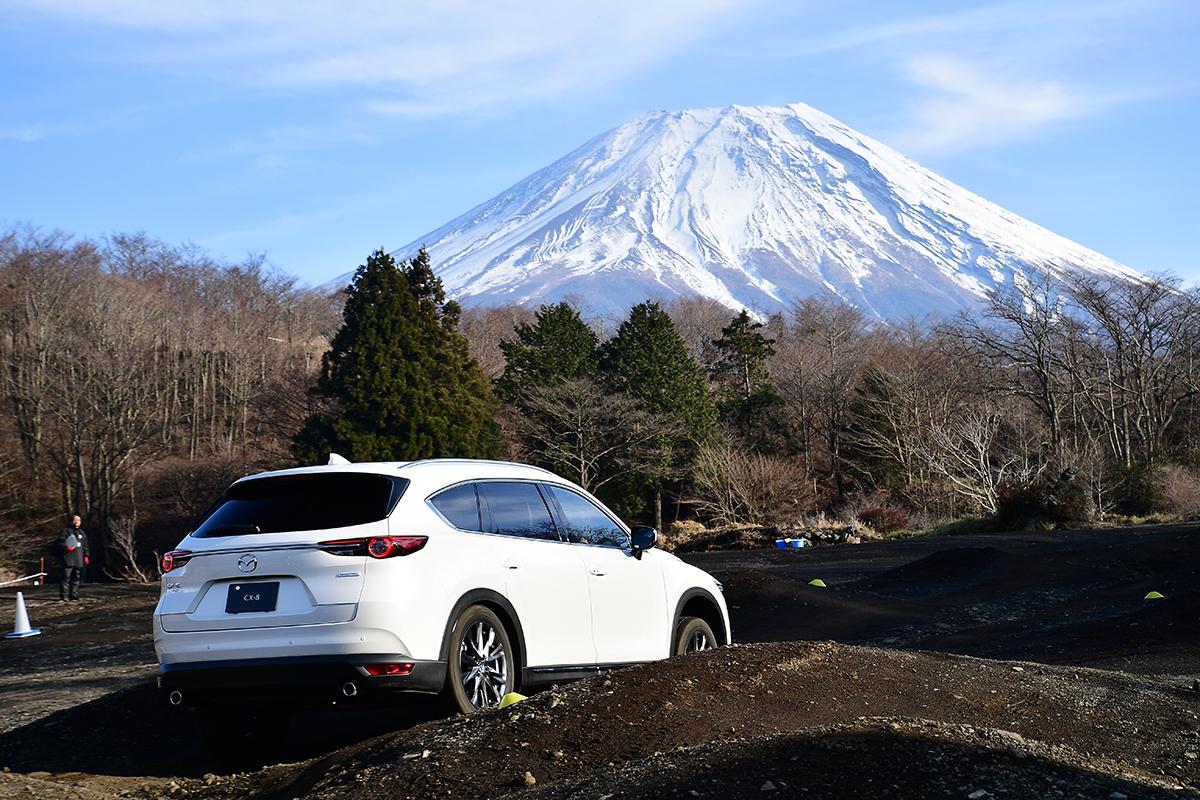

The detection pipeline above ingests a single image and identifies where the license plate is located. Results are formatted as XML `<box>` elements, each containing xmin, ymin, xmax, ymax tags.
<box><xmin>225</xmin><ymin>581</ymin><xmax>279</xmax><ymax>614</ymax></box>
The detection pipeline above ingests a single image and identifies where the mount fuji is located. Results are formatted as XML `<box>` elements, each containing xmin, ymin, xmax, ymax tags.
<box><xmin>332</xmin><ymin>103</ymin><xmax>1141</xmax><ymax>319</ymax></box>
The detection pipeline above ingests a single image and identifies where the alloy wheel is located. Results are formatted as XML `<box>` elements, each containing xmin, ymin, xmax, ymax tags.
<box><xmin>685</xmin><ymin>628</ymin><xmax>713</xmax><ymax>653</ymax></box>
<box><xmin>458</xmin><ymin>619</ymin><xmax>509</xmax><ymax>709</ymax></box>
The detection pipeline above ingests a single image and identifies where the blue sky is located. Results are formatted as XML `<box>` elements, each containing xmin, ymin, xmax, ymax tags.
<box><xmin>2</xmin><ymin>0</ymin><xmax>1197</xmax><ymax>286</ymax></box>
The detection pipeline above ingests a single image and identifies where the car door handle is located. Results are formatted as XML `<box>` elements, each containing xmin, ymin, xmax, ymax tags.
<box><xmin>589</xmin><ymin>568</ymin><xmax>606</xmax><ymax>577</ymax></box>
<box><xmin>504</xmin><ymin>564</ymin><xmax>519</xmax><ymax>570</ymax></box>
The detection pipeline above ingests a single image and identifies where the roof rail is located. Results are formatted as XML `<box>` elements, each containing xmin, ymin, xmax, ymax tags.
<box><xmin>398</xmin><ymin>458</ymin><xmax>557</xmax><ymax>475</ymax></box>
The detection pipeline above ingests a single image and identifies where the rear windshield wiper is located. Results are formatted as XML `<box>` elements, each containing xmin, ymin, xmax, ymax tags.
<box><xmin>203</xmin><ymin>524</ymin><xmax>261</xmax><ymax>537</ymax></box>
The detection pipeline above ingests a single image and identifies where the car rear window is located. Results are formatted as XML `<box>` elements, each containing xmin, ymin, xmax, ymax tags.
<box><xmin>429</xmin><ymin>483</ymin><xmax>483</xmax><ymax>531</ymax></box>
<box><xmin>194</xmin><ymin>473</ymin><xmax>408</xmax><ymax>536</ymax></box>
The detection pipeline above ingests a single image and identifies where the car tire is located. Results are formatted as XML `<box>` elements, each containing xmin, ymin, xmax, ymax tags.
<box><xmin>674</xmin><ymin>616</ymin><xmax>717</xmax><ymax>655</ymax></box>
<box><xmin>445</xmin><ymin>604</ymin><xmax>516</xmax><ymax>714</ymax></box>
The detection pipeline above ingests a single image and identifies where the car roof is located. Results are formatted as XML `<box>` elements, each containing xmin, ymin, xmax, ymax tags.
<box><xmin>236</xmin><ymin>458</ymin><xmax>564</xmax><ymax>487</ymax></box>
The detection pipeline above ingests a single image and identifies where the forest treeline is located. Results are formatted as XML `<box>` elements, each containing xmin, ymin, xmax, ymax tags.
<box><xmin>4</xmin><ymin>225</ymin><xmax>1200</xmax><ymax>577</ymax></box>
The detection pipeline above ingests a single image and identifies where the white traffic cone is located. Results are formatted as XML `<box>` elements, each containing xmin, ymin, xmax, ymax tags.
<box><xmin>5</xmin><ymin>591</ymin><xmax>42</xmax><ymax>639</ymax></box>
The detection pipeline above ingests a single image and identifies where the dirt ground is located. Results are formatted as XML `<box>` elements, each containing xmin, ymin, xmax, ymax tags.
<box><xmin>1</xmin><ymin>524</ymin><xmax>1197</xmax><ymax>799</ymax></box>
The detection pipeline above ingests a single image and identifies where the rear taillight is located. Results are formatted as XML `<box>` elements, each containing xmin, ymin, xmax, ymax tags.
<box><xmin>362</xmin><ymin>663</ymin><xmax>414</xmax><ymax>677</ymax></box>
<box><xmin>161</xmin><ymin>550</ymin><xmax>192</xmax><ymax>573</ymax></box>
<box><xmin>369</xmin><ymin>536</ymin><xmax>428</xmax><ymax>558</ymax></box>
<box><xmin>317</xmin><ymin>536</ymin><xmax>428</xmax><ymax>559</ymax></box>
<box><xmin>317</xmin><ymin>538</ymin><xmax>364</xmax><ymax>556</ymax></box>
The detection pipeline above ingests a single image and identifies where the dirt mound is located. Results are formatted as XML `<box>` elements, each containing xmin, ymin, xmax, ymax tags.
<box><xmin>189</xmin><ymin>641</ymin><xmax>1200</xmax><ymax>800</ymax></box>
<box><xmin>528</xmin><ymin>721</ymin><xmax>1189</xmax><ymax>799</ymax></box>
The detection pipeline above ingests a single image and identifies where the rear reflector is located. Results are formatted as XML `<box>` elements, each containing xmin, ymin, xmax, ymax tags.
<box><xmin>362</xmin><ymin>663</ymin><xmax>414</xmax><ymax>677</ymax></box>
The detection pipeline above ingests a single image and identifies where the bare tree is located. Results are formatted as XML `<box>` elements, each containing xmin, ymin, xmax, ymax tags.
<box><xmin>774</xmin><ymin>297</ymin><xmax>869</xmax><ymax>497</ymax></box>
<box><xmin>664</xmin><ymin>297</ymin><xmax>734</xmax><ymax>369</ymax></box>
<box><xmin>921</xmin><ymin>400</ymin><xmax>1047</xmax><ymax>514</ymax></box>
<box><xmin>945</xmin><ymin>271</ymin><xmax>1070</xmax><ymax>454</ymax></box>
<box><xmin>1062</xmin><ymin>274</ymin><xmax>1200</xmax><ymax>468</ymax></box>
<box><xmin>0</xmin><ymin>228</ymin><xmax>99</xmax><ymax>481</ymax></box>
<box><xmin>104</xmin><ymin>516</ymin><xmax>152</xmax><ymax>583</ymax></box>
<box><xmin>1</xmin><ymin>227</ymin><xmax>340</xmax><ymax>576</ymax></box>
<box><xmin>845</xmin><ymin>321</ymin><xmax>965</xmax><ymax>512</ymax></box>
<box><xmin>689</xmin><ymin>443</ymin><xmax>814</xmax><ymax>526</ymax></box>
<box><xmin>458</xmin><ymin>305</ymin><xmax>534</xmax><ymax>378</ymax></box>
<box><xmin>515</xmin><ymin>378</ymin><xmax>667</xmax><ymax>492</ymax></box>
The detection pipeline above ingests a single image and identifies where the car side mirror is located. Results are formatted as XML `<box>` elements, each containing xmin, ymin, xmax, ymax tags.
<box><xmin>630</xmin><ymin>526</ymin><xmax>657</xmax><ymax>558</ymax></box>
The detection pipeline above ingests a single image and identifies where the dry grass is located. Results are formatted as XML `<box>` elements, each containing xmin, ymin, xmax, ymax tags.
<box><xmin>1160</xmin><ymin>463</ymin><xmax>1200</xmax><ymax>518</ymax></box>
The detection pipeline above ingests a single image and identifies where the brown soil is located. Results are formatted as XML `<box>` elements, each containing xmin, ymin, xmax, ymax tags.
<box><xmin>1</xmin><ymin>525</ymin><xmax>1198</xmax><ymax>800</ymax></box>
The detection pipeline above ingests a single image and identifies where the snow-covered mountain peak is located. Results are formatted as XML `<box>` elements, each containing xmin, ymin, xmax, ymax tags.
<box><xmin>329</xmin><ymin>102</ymin><xmax>1140</xmax><ymax>320</ymax></box>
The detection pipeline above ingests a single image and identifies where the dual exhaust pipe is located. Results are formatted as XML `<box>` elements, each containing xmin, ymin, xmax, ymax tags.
<box><xmin>165</xmin><ymin>681</ymin><xmax>360</xmax><ymax>708</ymax></box>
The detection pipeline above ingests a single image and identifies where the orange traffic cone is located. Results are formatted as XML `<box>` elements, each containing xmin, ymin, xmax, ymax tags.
<box><xmin>5</xmin><ymin>591</ymin><xmax>41</xmax><ymax>638</ymax></box>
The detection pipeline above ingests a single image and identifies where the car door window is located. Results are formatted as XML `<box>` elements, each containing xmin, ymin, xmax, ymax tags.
<box><xmin>477</xmin><ymin>482</ymin><xmax>560</xmax><ymax>541</ymax></box>
<box><xmin>547</xmin><ymin>486</ymin><xmax>629</xmax><ymax>549</ymax></box>
<box><xmin>429</xmin><ymin>483</ymin><xmax>483</xmax><ymax>531</ymax></box>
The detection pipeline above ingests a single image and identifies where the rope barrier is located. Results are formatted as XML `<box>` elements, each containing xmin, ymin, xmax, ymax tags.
<box><xmin>0</xmin><ymin>572</ymin><xmax>48</xmax><ymax>588</ymax></box>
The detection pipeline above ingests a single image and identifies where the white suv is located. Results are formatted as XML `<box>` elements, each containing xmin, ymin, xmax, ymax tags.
<box><xmin>154</xmin><ymin>459</ymin><xmax>729</xmax><ymax>714</ymax></box>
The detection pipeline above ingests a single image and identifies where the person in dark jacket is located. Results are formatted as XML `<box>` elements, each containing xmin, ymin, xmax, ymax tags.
<box><xmin>54</xmin><ymin>513</ymin><xmax>89</xmax><ymax>601</ymax></box>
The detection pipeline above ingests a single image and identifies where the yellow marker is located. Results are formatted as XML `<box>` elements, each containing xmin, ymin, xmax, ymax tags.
<box><xmin>1144</xmin><ymin>591</ymin><xmax>1164</xmax><ymax>600</ymax></box>
<box><xmin>808</xmin><ymin>579</ymin><xmax>827</xmax><ymax>588</ymax></box>
<box><xmin>498</xmin><ymin>691</ymin><xmax>528</xmax><ymax>708</ymax></box>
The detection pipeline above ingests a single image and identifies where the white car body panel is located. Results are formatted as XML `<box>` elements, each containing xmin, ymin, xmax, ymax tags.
<box><xmin>576</xmin><ymin>544</ymin><xmax>668</xmax><ymax>663</ymax></box>
<box><xmin>153</xmin><ymin>459</ymin><xmax>731</xmax><ymax>690</ymax></box>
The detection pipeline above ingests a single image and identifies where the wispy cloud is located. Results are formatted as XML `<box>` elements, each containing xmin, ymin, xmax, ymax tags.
<box><xmin>794</xmin><ymin>0</ymin><xmax>1154</xmax><ymax>56</ymax></box>
<box><xmin>11</xmin><ymin>1</ymin><xmax>745</xmax><ymax>116</ymax></box>
<box><xmin>782</xmin><ymin>0</ymin><xmax>1188</xmax><ymax>154</ymax></box>
<box><xmin>892</xmin><ymin>55</ymin><xmax>1101</xmax><ymax>153</ymax></box>
<box><xmin>0</xmin><ymin>125</ymin><xmax>48</xmax><ymax>142</ymax></box>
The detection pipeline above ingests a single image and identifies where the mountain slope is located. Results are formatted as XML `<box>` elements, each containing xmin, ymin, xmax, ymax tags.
<box><xmin>334</xmin><ymin>103</ymin><xmax>1141</xmax><ymax>319</ymax></box>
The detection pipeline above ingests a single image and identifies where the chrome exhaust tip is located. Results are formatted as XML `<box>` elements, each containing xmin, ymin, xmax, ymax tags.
<box><xmin>341</xmin><ymin>681</ymin><xmax>358</xmax><ymax>698</ymax></box>
<box><xmin>168</xmin><ymin>689</ymin><xmax>184</xmax><ymax>707</ymax></box>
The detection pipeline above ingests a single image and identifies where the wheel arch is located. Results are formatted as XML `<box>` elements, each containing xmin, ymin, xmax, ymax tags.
<box><xmin>671</xmin><ymin>588</ymin><xmax>728</xmax><ymax>651</ymax></box>
<box><xmin>439</xmin><ymin>589</ymin><xmax>528</xmax><ymax>689</ymax></box>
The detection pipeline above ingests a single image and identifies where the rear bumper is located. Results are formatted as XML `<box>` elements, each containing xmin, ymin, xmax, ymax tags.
<box><xmin>157</xmin><ymin>654</ymin><xmax>447</xmax><ymax>706</ymax></box>
<box><xmin>152</xmin><ymin>606</ymin><xmax>419</xmax><ymax>665</ymax></box>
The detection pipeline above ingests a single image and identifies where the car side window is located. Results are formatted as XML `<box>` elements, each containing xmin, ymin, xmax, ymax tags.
<box><xmin>430</xmin><ymin>482</ymin><xmax>483</xmax><ymax>532</ymax></box>
<box><xmin>477</xmin><ymin>482</ymin><xmax>560</xmax><ymax>541</ymax></box>
<box><xmin>546</xmin><ymin>485</ymin><xmax>629</xmax><ymax>549</ymax></box>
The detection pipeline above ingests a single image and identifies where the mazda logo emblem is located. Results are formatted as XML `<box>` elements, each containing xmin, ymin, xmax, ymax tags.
<box><xmin>237</xmin><ymin>553</ymin><xmax>258</xmax><ymax>573</ymax></box>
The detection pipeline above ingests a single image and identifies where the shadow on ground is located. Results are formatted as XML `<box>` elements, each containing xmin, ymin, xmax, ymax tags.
<box><xmin>0</xmin><ymin>682</ymin><xmax>445</xmax><ymax>777</ymax></box>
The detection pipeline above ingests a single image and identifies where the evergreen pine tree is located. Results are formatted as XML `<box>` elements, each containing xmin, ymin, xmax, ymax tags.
<box><xmin>601</xmin><ymin>302</ymin><xmax>718</xmax><ymax>441</ymax></box>
<box><xmin>711</xmin><ymin>309</ymin><xmax>782</xmax><ymax>450</ymax></box>
<box><xmin>600</xmin><ymin>302</ymin><xmax>718</xmax><ymax>527</ymax></box>
<box><xmin>498</xmin><ymin>302</ymin><xmax>599</xmax><ymax>400</ymax></box>
<box><xmin>293</xmin><ymin>248</ymin><xmax>500</xmax><ymax>463</ymax></box>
